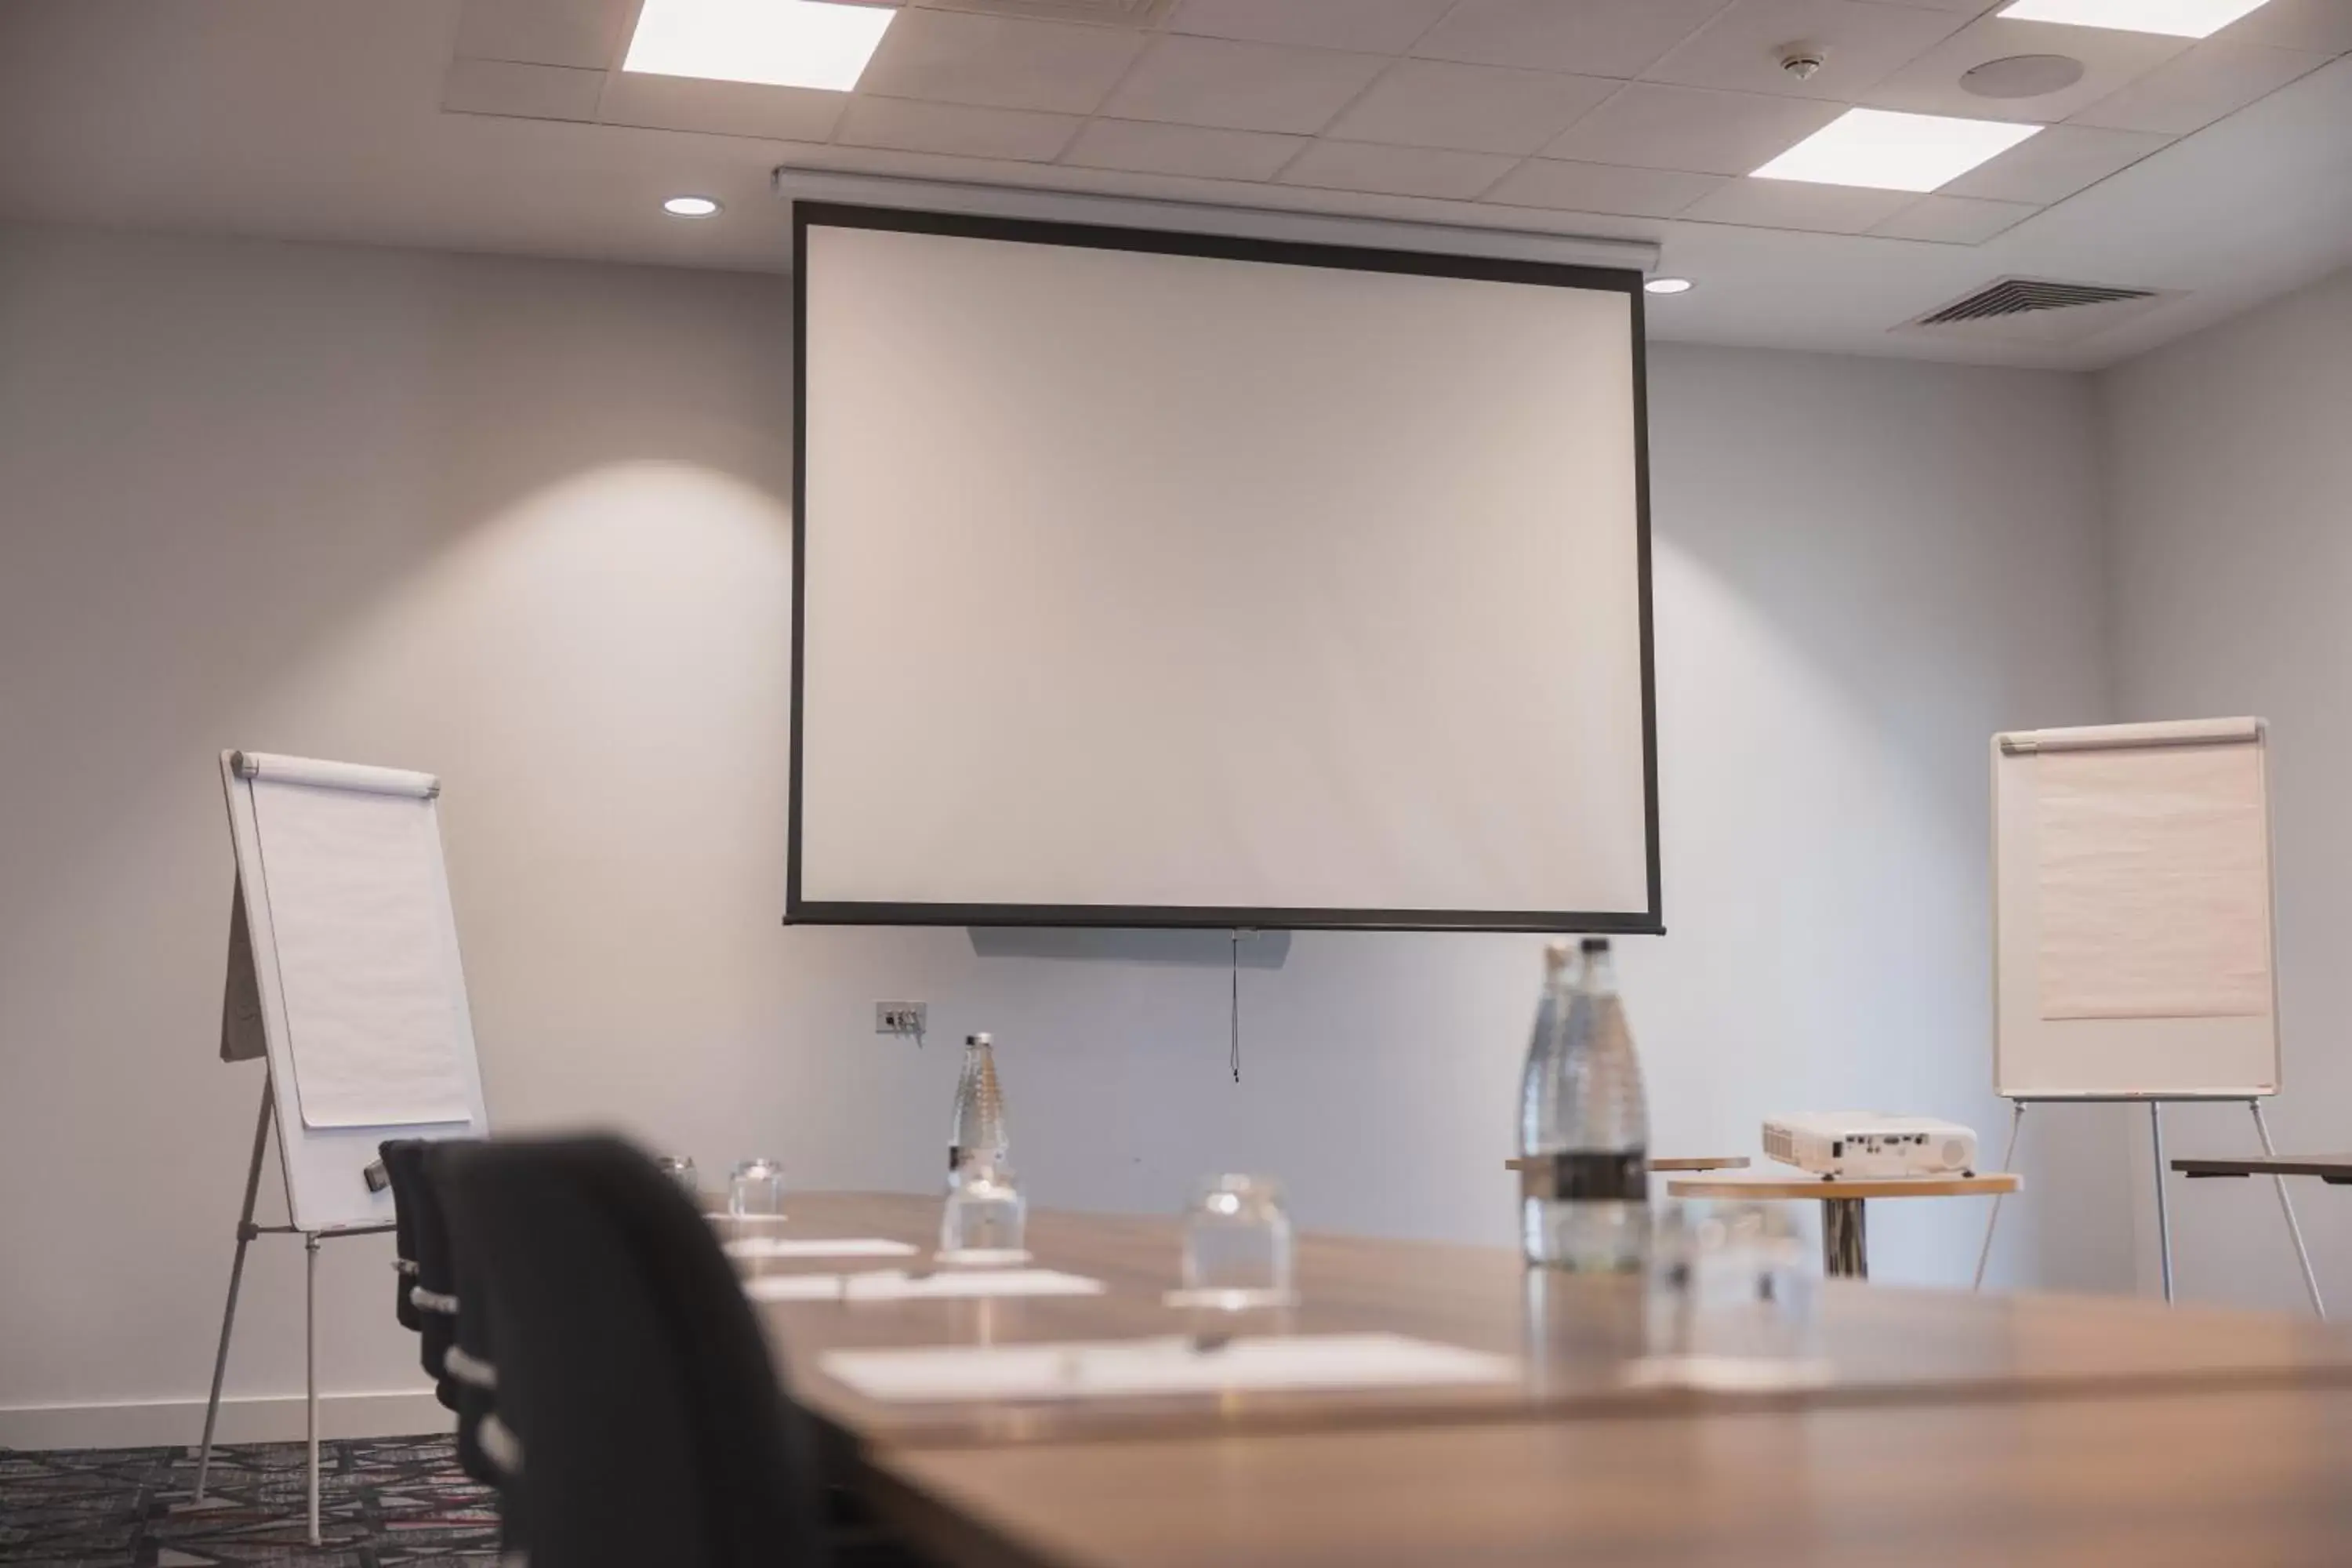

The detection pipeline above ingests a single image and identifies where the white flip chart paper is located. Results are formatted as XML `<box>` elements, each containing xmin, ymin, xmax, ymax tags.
<box><xmin>819</xmin><ymin>1333</ymin><xmax>1520</xmax><ymax>1403</ymax></box>
<box><xmin>743</xmin><ymin>1269</ymin><xmax>1106</xmax><ymax>1304</ymax></box>
<box><xmin>2034</xmin><ymin>744</ymin><xmax>2271</xmax><ymax>1021</ymax></box>
<box><xmin>250</xmin><ymin>778</ymin><xmax>473</xmax><ymax>1128</ymax></box>
<box><xmin>723</xmin><ymin>1237</ymin><xmax>920</xmax><ymax>1261</ymax></box>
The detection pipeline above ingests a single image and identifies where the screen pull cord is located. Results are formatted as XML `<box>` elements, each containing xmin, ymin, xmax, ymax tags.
<box><xmin>1229</xmin><ymin>928</ymin><xmax>1254</xmax><ymax>1083</ymax></box>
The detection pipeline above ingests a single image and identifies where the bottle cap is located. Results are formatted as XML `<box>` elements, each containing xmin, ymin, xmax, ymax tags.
<box><xmin>1581</xmin><ymin>937</ymin><xmax>1611</xmax><ymax>954</ymax></box>
<box><xmin>1543</xmin><ymin>941</ymin><xmax>1574</xmax><ymax>972</ymax></box>
<box><xmin>967</xmin><ymin>1032</ymin><xmax>992</xmax><ymax>1046</ymax></box>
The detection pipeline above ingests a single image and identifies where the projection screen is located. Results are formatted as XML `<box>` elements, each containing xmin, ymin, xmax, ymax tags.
<box><xmin>792</xmin><ymin>202</ymin><xmax>1657</xmax><ymax>931</ymax></box>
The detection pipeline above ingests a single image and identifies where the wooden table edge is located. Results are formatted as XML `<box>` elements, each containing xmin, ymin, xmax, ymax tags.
<box><xmin>1663</xmin><ymin>1171</ymin><xmax>2020</xmax><ymax>1200</ymax></box>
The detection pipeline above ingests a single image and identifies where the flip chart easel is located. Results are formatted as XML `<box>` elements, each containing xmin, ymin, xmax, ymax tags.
<box><xmin>1973</xmin><ymin>719</ymin><xmax>2321</xmax><ymax>1316</ymax></box>
<box><xmin>195</xmin><ymin>751</ymin><xmax>489</xmax><ymax>1543</ymax></box>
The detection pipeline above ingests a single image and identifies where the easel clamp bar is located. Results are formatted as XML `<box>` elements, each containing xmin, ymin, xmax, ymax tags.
<box><xmin>1997</xmin><ymin>717</ymin><xmax>2263</xmax><ymax>756</ymax></box>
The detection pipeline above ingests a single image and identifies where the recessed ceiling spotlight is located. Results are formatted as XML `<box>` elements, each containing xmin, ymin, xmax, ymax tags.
<box><xmin>1644</xmin><ymin>278</ymin><xmax>1695</xmax><ymax>296</ymax></box>
<box><xmin>663</xmin><ymin>194</ymin><xmax>724</xmax><ymax>218</ymax></box>
<box><xmin>1751</xmin><ymin>107</ymin><xmax>2042</xmax><ymax>192</ymax></box>
<box><xmin>1961</xmin><ymin>53</ymin><xmax>2088</xmax><ymax>98</ymax></box>
<box><xmin>626</xmin><ymin>0</ymin><xmax>898</xmax><ymax>93</ymax></box>
<box><xmin>1996</xmin><ymin>0</ymin><xmax>2276</xmax><ymax>38</ymax></box>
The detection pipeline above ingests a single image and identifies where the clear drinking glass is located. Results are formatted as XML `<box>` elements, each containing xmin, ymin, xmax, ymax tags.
<box><xmin>729</xmin><ymin>1157</ymin><xmax>785</xmax><ymax>1218</ymax></box>
<box><xmin>1646</xmin><ymin>1200</ymin><xmax>1816</xmax><ymax>1363</ymax></box>
<box><xmin>1176</xmin><ymin>1174</ymin><xmax>1295</xmax><ymax>1309</ymax></box>
<box><xmin>655</xmin><ymin>1155</ymin><xmax>699</xmax><ymax>1203</ymax></box>
<box><xmin>938</xmin><ymin>1166</ymin><xmax>1027</xmax><ymax>1261</ymax></box>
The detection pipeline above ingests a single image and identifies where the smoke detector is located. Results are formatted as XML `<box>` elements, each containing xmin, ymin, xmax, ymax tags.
<box><xmin>1778</xmin><ymin>44</ymin><xmax>1827</xmax><ymax>80</ymax></box>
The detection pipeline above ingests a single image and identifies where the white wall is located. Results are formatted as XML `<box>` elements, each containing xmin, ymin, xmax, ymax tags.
<box><xmin>2101</xmin><ymin>264</ymin><xmax>2352</xmax><ymax>1316</ymax></box>
<box><xmin>0</xmin><ymin>221</ymin><xmax>2129</xmax><ymax>1446</ymax></box>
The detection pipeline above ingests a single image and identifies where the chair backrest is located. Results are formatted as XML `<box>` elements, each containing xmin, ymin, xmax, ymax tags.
<box><xmin>401</xmin><ymin>1138</ymin><xmax>469</xmax><ymax>1397</ymax></box>
<box><xmin>431</xmin><ymin>1159</ymin><xmax>510</xmax><ymax>1493</ymax></box>
<box><xmin>430</xmin><ymin>1136</ymin><xmax>829</xmax><ymax>1568</ymax></box>
<box><xmin>379</xmin><ymin>1138</ymin><xmax>428</xmax><ymax>1334</ymax></box>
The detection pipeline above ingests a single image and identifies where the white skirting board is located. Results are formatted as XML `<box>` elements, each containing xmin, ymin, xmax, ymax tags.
<box><xmin>0</xmin><ymin>1387</ymin><xmax>448</xmax><ymax>1450</ymax></box>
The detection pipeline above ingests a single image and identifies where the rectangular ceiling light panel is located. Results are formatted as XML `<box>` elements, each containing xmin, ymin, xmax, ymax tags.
<box><xmin>625</xmin><ymin>0</ymin><xmax>897</xmax><ymax>91</ymax></box>
<box><xmin>1997</xmin><ymin>0</ymin><xmax>2275</xmax><ymax>38</ymax></box>
<box><xmin>1751</xmin><ymin>108</ymin><xmax>2042</xmax><ymax>192</ymax></box>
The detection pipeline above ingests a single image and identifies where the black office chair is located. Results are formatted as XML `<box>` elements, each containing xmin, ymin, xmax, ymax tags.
<box><xmin>378</xmin><ymin>1138</ymin><xmax>428</xmax><ymax>1334</ymax></box>
<box><xmin>441</xmin><ymin>1210</ymin><xmax>510</xmax><ymax>1491</ymax></box>
<box><xmin>385</xmin><ymin>1136</ymin><xmax>511</xmax><ymax>1495</ymax></box>
<box><xmin>430</xmin><ymin>1135</ymin><xmax>833</xmax><ymax>1568</ymax></box>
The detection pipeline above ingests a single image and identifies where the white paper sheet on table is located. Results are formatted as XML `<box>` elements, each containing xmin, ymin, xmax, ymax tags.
<box><xmin>744</xmin><ymin>1268</ymin><xmax>1105</xmax><ymax>1303</ymax></box>
<box><xmin>724</xmin><ymin>1237</ymin><xmax>919</xmax><ymax>1261</ymax></box>
<box><xmin>249</xmin><ymin>779</ymin><xmax>472</xmax><ymax>1127</ymax></box>
<box><xmin>1622</xmin><ymin>1354</ymin><xmax>1832</xmax><ymax>1393</ymax></box>
<box><xmin>2034</xmin><ymin>744</ymin><xmax>2271</xmax><ymax>1021</ymax></box>
<box><xmin>818</xmin><ymin>1332</ymin><xmax>1520</xmax><ymax>1403</ymax></box>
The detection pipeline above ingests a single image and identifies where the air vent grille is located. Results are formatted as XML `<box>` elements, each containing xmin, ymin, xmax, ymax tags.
<box><xmin>1918</xmin><ymin>278</ymin><xmax>2158</xmax><ymax>325</ymax></box>
<box><xmin>915</xmin><ymin>0</ymin><xmax>1175</xmax><ymax>24</ymax></box>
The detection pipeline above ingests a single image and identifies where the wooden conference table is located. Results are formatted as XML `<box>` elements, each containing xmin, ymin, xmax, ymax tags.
<box><xmin>744</xmin><ymin>1194</ymin><xmax>2352</xmax><ymax>1565</ymax></box>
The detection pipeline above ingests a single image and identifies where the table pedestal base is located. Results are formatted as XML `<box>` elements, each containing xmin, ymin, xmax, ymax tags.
<box><xmin>1823</xmin><ymin>1197</ymin><xmax>1867</xmax><ymax>1279</ymax></box>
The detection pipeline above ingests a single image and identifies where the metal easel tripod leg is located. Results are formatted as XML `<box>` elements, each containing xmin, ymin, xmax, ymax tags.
<box><xmin>306</xmin><ymin>1229</ymin><xmax>321</xmax><ymax>1545</ymax></box>
<box><xmin>194</xmin><ymin>1080</ymin><xmax>273</xmax><ymax>1501</ymax></box>
<box><xmin>2251</xmin><ymin>1100</ymin><xmax>2326</xmax><ymax>1319</ymax></box>
<box><xmin>1973</xmin><ymin>1100</ymin><xmax>2027</xmax><ymax>1291</ymax></box>
<box><xmin>2152</xmin><ymin>1102</ymin><xmax>2176</xmax><ymax>1304</ymax></box>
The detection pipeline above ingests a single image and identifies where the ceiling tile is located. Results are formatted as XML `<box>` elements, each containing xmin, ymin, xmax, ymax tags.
<box><xmin>1868</xmin><ymin>192</ymin><xmax>2038</xmax><ymax>241</ymax></box>
<box><xmin>444</xmin><ymin>57</ymin><xmax>606</xmax><ymax>121</ymax></box>
<box><xmin>454</xmin><ymin>0</ymin><xmax>631</xmax><ymax>69</ymax></box>
<box><xmin>1061</xmin><ymin>118</ymin><xmax>1308</xmax><ymax>179</ymax></box>
<box><xmin>1680</xmin><ymin>176</ymin><xmax>1916</xmax><ymax>230</ymax></box>
<box><xmin>1483</xmin><ymin>158</ymin><xmax>1726</xmax><ymax>215</ymax></box>
<box><xmin>597</xmin><ymin>72</ymin><xmax>848</xmax><ymax>140</ymax></box>
<box><xmin>2068</xmin><ymin>39</ymin><xmax>2327</xmax><ymax>133</ymax></box>
<box><xmin>1644</xmin><ymin>0</ymin><xmax>1973</xmax><ymax>99</ymax></box>
<box><xmin>2212</xmin><ymin>0</ymin><xmax>2352</xmax><ymax>55</ymax></box>
<box><xmin>1940</xmin><ymin>122</ymin><xmax>2171</xmax><ymax>201</ymax></box>
<box><xmin>1862</xmin><ymin>14</ymin><xmax>2191</xmax><ymax>122</ymax></box>
<box><xmin>1276</xmin><ymin>139</ymin><xmax>1519</xmax><ymax>197</ymax></box>
<box><xmin>1544</xmin><ymin>82</ymin><xmax>1844</xmax><ymax>172</ymax></box>
<box><xmin>909</xmin><ymin>0</ymin><xmax>1174</xmax><ymax>20</ymax></box>
<box><xmin>1858</xmin><ymin>0</ymin><xmax>1998</xmax><ymax>10</ymax></box>
<box><xmin>1103</xmin><ymin>35</ymin><xmax>1391</xmax><ymax>133</ymax></box>
<box><xmin>1167</xmin><ymin>0</ymin><xmax>1458</xmax><ymax>55</ymax></box>
<box><xmin>1327</xmin><ymin>60</ymin><xmax>1620</xmax><ymax>153</ymax></box>
<box><xmin>858</xmin><ymin>9</ymin><xmax>1148</xmax><ymax>115</ymax></box>
<box><xmin>836</xmin><ymin>96</ymin><xmax>1081</xmax><ymax>160</ymax></box>
<box><xmin>1414</xmin><ymin>0</ymin><xmax>1739</xmax><ymax>78</ymax></box>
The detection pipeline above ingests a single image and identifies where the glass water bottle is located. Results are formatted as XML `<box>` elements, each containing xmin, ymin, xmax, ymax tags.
<box><xmin>1518</xmin><ymin>938</ymin><xmax>1650</xmax><ymax>1272</ymax></box>
<box><xmin>949</xmin><ymin>1031</ymin><xmax>1011</xmax><ymax>1187</ymax></box>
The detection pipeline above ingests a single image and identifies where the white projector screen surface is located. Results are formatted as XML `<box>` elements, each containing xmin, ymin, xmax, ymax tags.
<box><xmin>794</xmin><ymin>205</ymin><xmax>1655</xmax><ymax>929</ymax></box>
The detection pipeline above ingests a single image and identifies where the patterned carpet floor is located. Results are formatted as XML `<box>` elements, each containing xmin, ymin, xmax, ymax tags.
<box><xmin>0</xmin><ymin>1436</ymin><xmax>500</xmax><ymax>1567</ymax></box>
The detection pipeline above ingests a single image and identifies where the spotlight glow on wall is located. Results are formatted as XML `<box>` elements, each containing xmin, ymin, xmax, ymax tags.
<box><xmin>1997</xmin><ymin>0</ymin><xmax>2276</xmax><ymax>38</ymax></box>
<box><xmin>626</xmin><ymin>0</ymin><xmax>898</xmax><ymax>92</ymax></box>
<box><xmin>1751</xmin><ymin>108</ymin><xmax>2042</xmax><ymax>192</ymax></box>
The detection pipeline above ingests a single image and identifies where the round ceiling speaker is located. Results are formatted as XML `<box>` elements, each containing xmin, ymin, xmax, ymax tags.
<box><xmin>1960</xmin><ymin>53</ymin><xmax>2086</xmax><ymax>99</ymax></box>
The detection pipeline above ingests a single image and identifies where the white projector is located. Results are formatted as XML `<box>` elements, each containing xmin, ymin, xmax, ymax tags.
<box><xmin>1761</xmin><ymin>1114</ymin><xmax>1978</xmax><ymax>1179</ymax></box>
